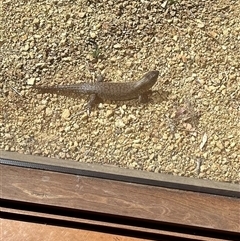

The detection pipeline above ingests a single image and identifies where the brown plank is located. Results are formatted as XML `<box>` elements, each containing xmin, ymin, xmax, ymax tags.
<box><xmin>1</xmin><ymin>218</ymin><xmax>147</xmax><ymax>241</ymax></box>
<box><xmin>1</xmin><ymin>164</ymin><xmax>239</xmax><ymax>233</ymax></box>
<box><xmin>1</xmin><ymin>217</ymin><xmax>226</xmax><ymax>241</ymax></box>
<box><xmin>1</xmin><ymin>206</ymin><xmax>165</xmax><ymax>237</ymax></box>
<box><xmin>1</xmin><ymin>151</ymin><xmax>239</xmax><ymax>197</ymax></box>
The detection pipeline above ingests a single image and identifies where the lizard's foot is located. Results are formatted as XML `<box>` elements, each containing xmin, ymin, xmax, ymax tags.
<box><xmin>86</xmin><ymin>94</ymin><xmax>103</xmax><ymax>115</ymax></box>
<box><xmin>138</xmin><ymin>93</ymin><xmax>149</xmax><ymax>103</ymax></box>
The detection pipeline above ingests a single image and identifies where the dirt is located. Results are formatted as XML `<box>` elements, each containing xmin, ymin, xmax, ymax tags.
<box><xmin>1</xmin><ymin>0</ymin><xmax>239</xmax><ymax>183</ymax></box>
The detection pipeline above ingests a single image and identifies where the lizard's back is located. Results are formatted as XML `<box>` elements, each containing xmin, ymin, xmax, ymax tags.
<box><xmin>34</xmin><ymin>70</ymin><xmax>159</xmax><ymax>101</ymax></box>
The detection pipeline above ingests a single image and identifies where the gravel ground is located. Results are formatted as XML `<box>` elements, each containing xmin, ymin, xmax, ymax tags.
<box><xmin>1</xmin><ymin>0</ymin><xmax>239</xmax><ymax>183</ymax></box>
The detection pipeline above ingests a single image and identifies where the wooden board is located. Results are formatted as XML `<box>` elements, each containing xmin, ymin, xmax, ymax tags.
<box><xmin>0</xmin><ymin>151</ymin><xmax>239</xmax><ymax>197</ymax></box>
<box><xmin>0</xmin><ymin>151</ymin><xmax>240</xmax><ymax>240</ymax></box>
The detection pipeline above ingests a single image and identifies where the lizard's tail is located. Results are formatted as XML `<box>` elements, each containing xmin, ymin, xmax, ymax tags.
<box><xmin>33</xmin><ymin>83</ymin><xmax>95</xmax><ymax>95</ymax></box>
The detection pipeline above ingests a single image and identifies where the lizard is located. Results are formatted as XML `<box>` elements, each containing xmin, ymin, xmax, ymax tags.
<box><xmin>33</xmin><ymin>70</ymin><xmax>159</xmax><ymax>112</ymax></box>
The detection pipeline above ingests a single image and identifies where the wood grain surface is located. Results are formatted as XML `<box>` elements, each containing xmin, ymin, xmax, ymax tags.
<box><xmin>1</xmin><ymin>217</ymin><xmax>227</xmax><ymax>241</ymax></box>
<box><xmin>1</xmin><ymin>164</ymin><xmax>239</xmax><ymax>234</ymax></box>
<box><xmin>1</xmin><ymin>151</ymin><xmax>238</xmax><ymax>197</ymax></box>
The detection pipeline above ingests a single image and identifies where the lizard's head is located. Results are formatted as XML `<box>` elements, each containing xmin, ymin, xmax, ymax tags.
<box><xmin>135</xmin><ymin>70</ymin><xmax>159</xmax><ymax>90</ymax></box>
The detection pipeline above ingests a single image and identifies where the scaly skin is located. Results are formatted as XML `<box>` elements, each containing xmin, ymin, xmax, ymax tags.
<box><xmin>34</xmin><ymin>70</ymin><xmax>159</xmax><ymax>111</ymax></box>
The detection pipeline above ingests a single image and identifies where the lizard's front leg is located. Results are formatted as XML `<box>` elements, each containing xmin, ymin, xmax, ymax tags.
<box><xmin>138</xmin><ymin>90</ymin><xmax>153</xmax><ymax>103</ymax></box>
<box><xmin>86</xmin><ymin>94</ymin><xmax>103</xmax><ymax>114</ymax></box>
